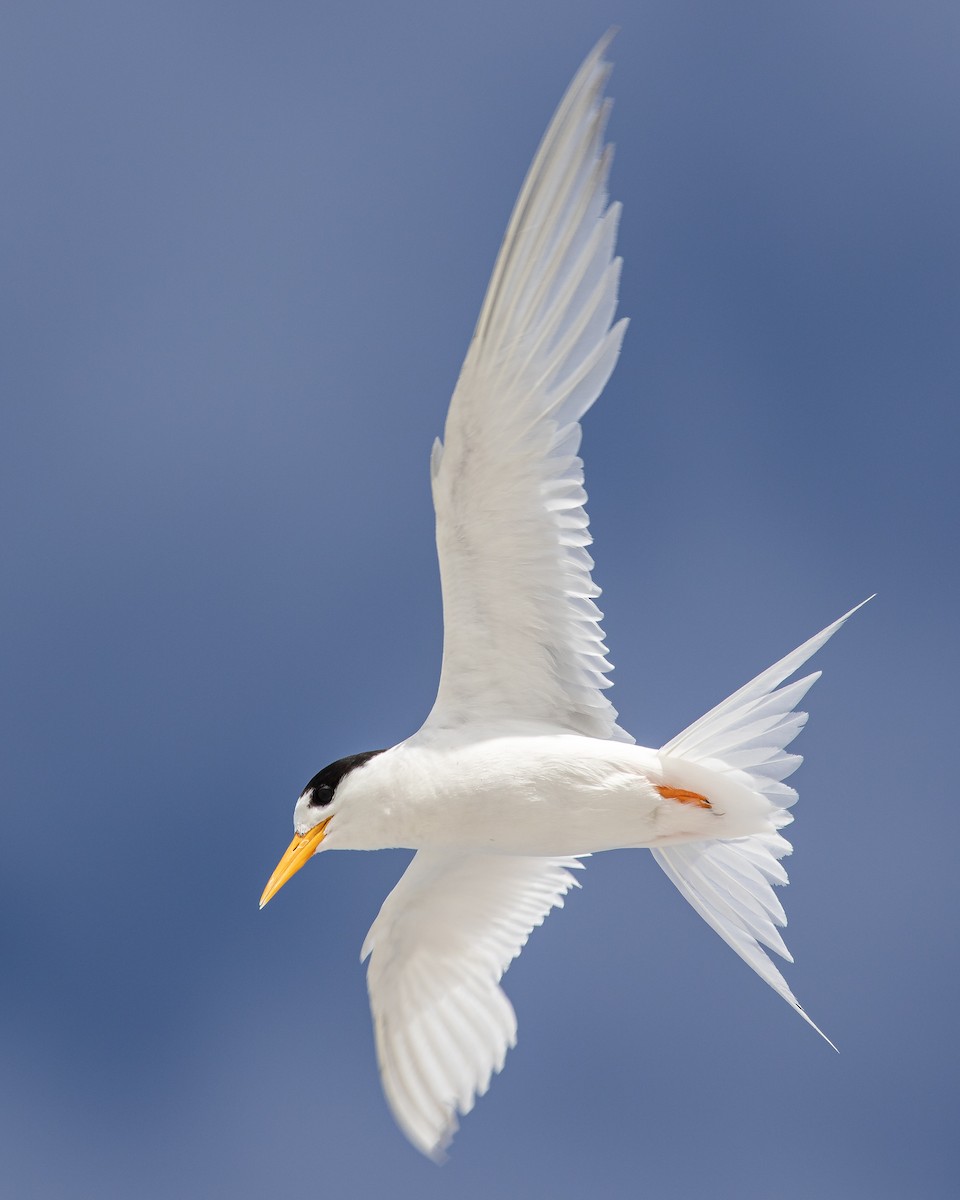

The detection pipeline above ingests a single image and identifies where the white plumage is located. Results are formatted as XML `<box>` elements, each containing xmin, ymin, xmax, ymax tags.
<box><xmin>361</xmin><ymin>854</ymin><xmax>583</xmax><ymax>1157</ymax></box>
<box><xmin>427</xmin><ymin>38</ymin><xmax>628</xmax><ymax>744</ymax></box>
<box><xmin>260</xmin><ymin>34</ymin><xmax>867</xmax><ymax>1160</ymax></box>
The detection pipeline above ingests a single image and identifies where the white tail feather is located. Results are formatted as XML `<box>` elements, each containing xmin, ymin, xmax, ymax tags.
<box><xmin>654</xmin><ymin>599</ymin><xmax>871</xmax><ymax>1045</ymax></box>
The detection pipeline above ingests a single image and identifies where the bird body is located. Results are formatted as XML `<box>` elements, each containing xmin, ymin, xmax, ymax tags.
<box><xmin>260</xmin><ymin>34</ymin><xmax>867</xmax><ymax>1159</ymax></box>
<box><xmin>294</xmin><ymin>733</ymin><xmax>769</xmax><ymax>856</ymax></box>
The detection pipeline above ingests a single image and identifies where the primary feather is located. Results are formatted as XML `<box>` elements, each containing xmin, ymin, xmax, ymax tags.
<box><xmin>362</xmin><ymin>853</ymin><xmax>584</xmax><ymax>1159</ymax></box>
<box><xmin>425</xmin><ymin>33</ymin><xmax>631</xmax><ymax>743</ymax></box>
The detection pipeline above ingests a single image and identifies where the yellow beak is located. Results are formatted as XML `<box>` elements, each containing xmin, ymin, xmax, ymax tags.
<box><xmin>259</xmin><ymin>819</ymin><xmax>331</xmax><ymax>909</ymax></box>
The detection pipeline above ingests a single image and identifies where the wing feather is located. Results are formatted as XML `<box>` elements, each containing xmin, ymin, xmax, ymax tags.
<box><xmin>362</xmin><ymin>851</ymin><xmax>584</xmax><ymax>1158</ymax></box>
<box><xmin>421</xmin><ymin>35</ymin><xmax>631</xmax><ymax>742</ymax></box>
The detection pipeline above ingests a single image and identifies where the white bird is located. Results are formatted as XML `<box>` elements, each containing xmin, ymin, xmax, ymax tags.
<box><xmin>260</xmin><ymin>34</ymin><xmax>866</xmax><ymax>1160</ymax></box>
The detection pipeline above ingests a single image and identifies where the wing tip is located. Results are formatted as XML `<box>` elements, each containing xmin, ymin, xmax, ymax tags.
<box><xmin>590</xmin><ymin>26</ymin><xmax>620</xmax><ymax>65</ymax></box>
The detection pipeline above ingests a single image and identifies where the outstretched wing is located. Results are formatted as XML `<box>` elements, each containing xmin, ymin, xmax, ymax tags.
<box><xmin>654</xmin><ymin>601</ymin><xmax>870</xmax><ymax>1043</ymax></box>
<box><xmin>361</xmin><ymin>851</ymin><xmax>584</xmax><ymax>1158</ymax></box>
<box><xmin>422</xmin><ymin>35</ymin><xmax>631</xmax><ymax>742</ymax></box>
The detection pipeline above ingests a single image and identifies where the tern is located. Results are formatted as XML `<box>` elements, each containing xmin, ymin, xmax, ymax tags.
<box><xmin>260</xmin><ymin>35</ymin><xmax>866</xmax><ymax>1159</ymax></box>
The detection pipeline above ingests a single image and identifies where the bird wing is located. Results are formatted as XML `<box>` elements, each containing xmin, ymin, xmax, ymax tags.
<box><xmin>421</xmin><ymin>35</ymin><xmax>632</xmax><ymax>743</ymax></box>
<box><xmin>653</xmin><ymin>601</ymin><xmax>870</xmax><ymax>1044</ymax></box>
<box><xmin>360</xmin><ymin>850</ymin><xmax>584</xmax><ymax>1159</ymax></box>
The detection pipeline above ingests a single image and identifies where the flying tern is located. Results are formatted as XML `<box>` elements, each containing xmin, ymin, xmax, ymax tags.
<box><xmin>260</xmin><ymin>34</ymin><xmax>866</xmax><ymax>1159</ymax></box>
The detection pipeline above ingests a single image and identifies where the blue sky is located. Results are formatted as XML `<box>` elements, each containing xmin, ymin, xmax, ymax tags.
<box><xmin>2</xmin><ymin>2</ymin><xmax>958</xmax><ymax>1196</ymax></box>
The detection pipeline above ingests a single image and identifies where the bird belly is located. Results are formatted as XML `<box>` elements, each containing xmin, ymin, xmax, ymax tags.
<box><xmin>377</xmin><ymin>734</ymin><xmax>773</xmax><ymax>855</ymax></box>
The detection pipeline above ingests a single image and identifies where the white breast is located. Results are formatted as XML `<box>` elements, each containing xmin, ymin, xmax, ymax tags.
<box><xmin>326</xmin><ymin>733</ymin><xmax>775</xmax><ymax>856</ymax></box>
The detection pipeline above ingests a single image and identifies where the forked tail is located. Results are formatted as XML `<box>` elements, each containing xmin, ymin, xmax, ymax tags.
<box><xmin>653</xmin><ymin>599</ymin><xmax>871</xmax><ymax>1046</ymax></box>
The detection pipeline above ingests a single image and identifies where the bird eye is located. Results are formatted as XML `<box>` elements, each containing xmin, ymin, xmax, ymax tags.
<box><xmin>306</xmin><ymin>785</ymin><xmax>331</xmax><ymax>808</ymax></box>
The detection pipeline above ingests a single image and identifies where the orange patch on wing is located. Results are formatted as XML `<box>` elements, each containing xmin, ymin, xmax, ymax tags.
<box><xmin>656</xmin><ymin>784</ymin><xmax>712</xmax><ymax>810</ymax></box>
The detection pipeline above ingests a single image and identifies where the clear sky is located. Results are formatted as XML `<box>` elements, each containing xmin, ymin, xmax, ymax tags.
<box><xmin>2</xmin><ymin>2</ymin><xmax>958</xmax><ymax>1196</ymax></box>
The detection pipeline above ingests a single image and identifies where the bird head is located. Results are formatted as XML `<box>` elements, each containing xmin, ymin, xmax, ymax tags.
<box><xmin>259</xmin><ymin>749</ymin><xmax>386</xmax><ymax>909</ymax></box>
